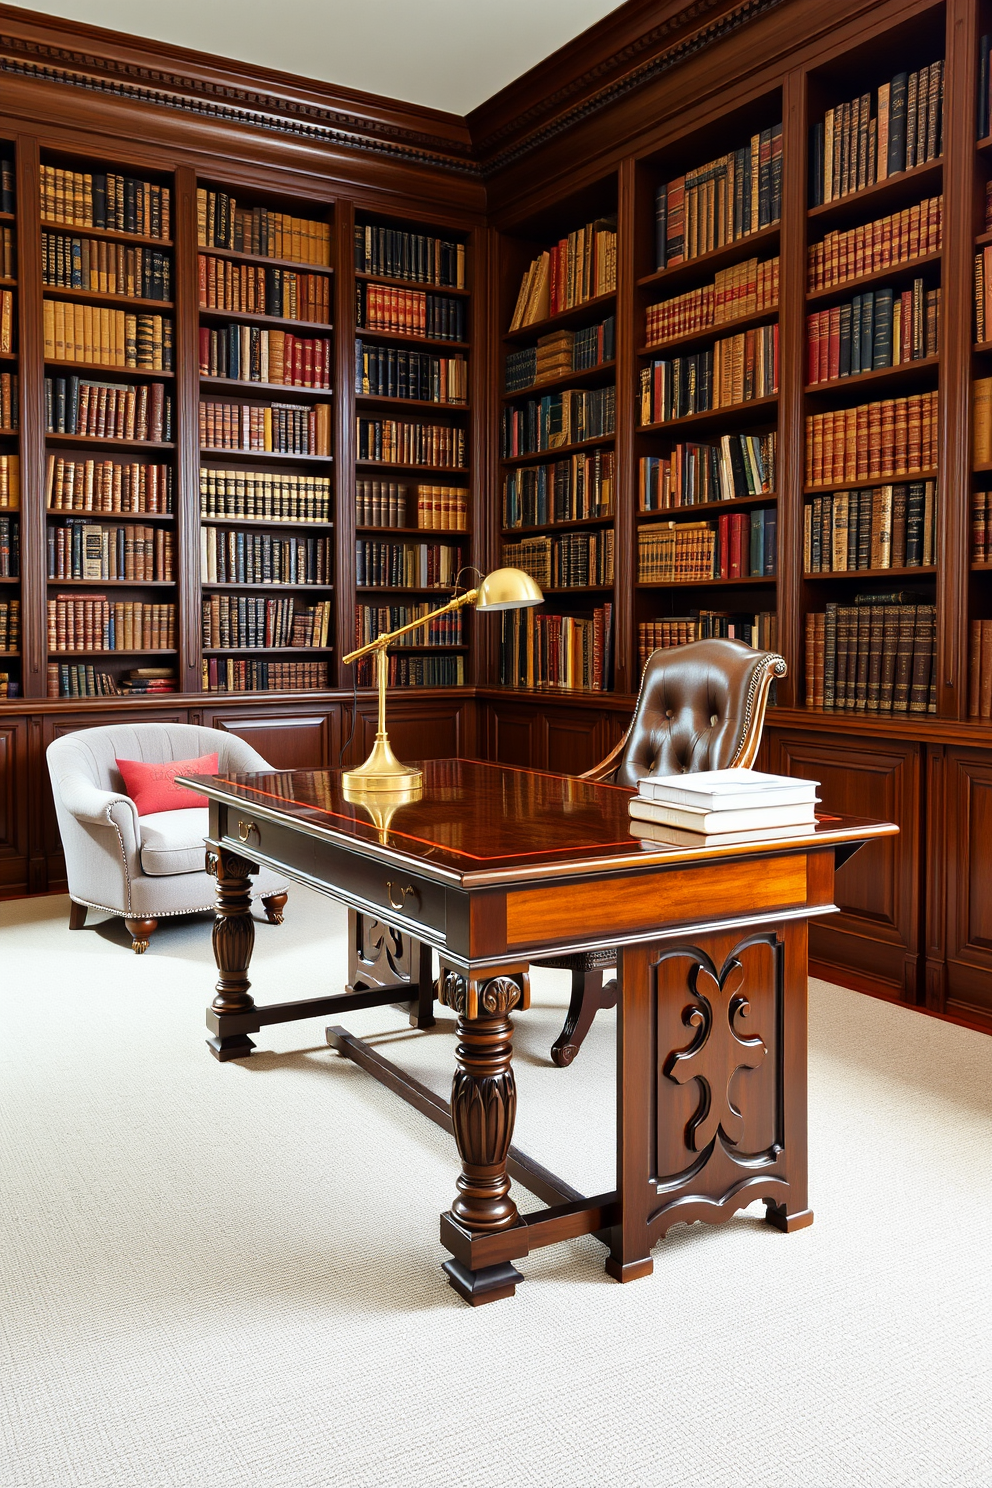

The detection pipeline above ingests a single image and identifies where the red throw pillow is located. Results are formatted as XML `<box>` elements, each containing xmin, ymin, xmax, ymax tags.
<box><xmin>116</xmin><ymin>752</ymin><xmax>219</xmax><ymax>816</ymax></box>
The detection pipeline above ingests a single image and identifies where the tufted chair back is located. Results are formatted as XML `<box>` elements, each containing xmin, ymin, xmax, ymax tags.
<box><xmin>586</xmin><ymin>639</ymin><xmax>787</xmax><ymax>789</ymax></box>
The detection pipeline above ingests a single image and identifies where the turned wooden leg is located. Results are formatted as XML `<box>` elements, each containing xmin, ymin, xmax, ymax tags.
<box><xmin>205</xmin><ymin>847</ymin><xmax>258</xmax><ymax>1060</ymax></box>
<box><xmin>125</xmin><ymin>917</ymin><xmax>157</xmax><ymax>954</ymax></box>
<box><xmin>68</xmin><ymin>901</ymin><xmax>87</xmax><ymax>931</ymax></box>
<box><xmin>261</xmin><ymin>891</ymin><xmax>288</xmax><ymax>925</ymax></box>
<box><xmin>551</xmin><ymin>966</ymin><xmax>619</xmax><ymax>1067</ymax></box>
<box><xmin>439</xmin><ymin>969</ymin><xmax>525</xmax><ymax>1306</ymax></box>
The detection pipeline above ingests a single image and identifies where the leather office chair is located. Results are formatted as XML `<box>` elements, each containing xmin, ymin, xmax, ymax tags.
<box><xmin>540</xmin><ymin>637</ymin><xmax>787</xmax><ymax>1066</ymax></box>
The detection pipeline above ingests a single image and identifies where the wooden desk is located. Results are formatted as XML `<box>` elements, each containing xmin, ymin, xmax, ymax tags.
<box><xmin>186</xmin><ymin>759</ymin><xmax>896</xmax><ymax>1306</ymax></box>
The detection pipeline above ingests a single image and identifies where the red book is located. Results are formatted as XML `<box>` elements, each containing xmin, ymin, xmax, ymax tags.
<box><xmin>817</xmin><ymin>310</ymin><xmax>829</xmax><ymax>383</ymax></box>
<box><xmin>303</xmin><ymin>339</ymin><xmax>314</xmax><ymax>388</ymax></box>
<box><xmin>198</xmin><ymin>326</ymin><xmax>210</xmax><ymax>375</ymax></box>
<box><xmin>729</xmin><ymin>513</ymin><xmax>743</xmax><ymax>577</ymax></box>
<box><xmin>718</xmin><ymin>512</ymin><xmax>730</xmax><ymax>578</ymax></box>
<box><xmin>827</xmin><ymin>306</ymin><xmax>841</xmax><ymax>382</ymax></box>
<box><xmin>807</xmin><ymin>313</ymin><xmax>819</xmax><ymax>384</ymax></box>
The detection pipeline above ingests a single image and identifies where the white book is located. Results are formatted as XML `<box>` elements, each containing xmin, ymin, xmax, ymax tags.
<box><xmin>630</xmin><ymin>819</ymin><xmax>817</xmax><ymax>849</ymax></box>
<box><xmin>638</xmin><ymin>767</ymin><xmax>819</xmax><ymax>811</ymax></box>
<box><xmin>629</xmin><ymin>797</ymin><xmax>818</xmax><ymax>833</ymax></box>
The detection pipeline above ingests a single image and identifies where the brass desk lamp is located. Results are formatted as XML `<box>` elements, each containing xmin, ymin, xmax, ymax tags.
<box><xmin>342</xmin><ymin>566</ymin><xmax>543</xmax><ymax>791</ymax></box>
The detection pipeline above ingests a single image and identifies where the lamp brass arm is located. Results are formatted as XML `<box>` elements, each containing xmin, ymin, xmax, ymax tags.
<box><xmin>342</xmin><ymin>588</ymin><xmax>479</xmax><ymax>666</ymax></box>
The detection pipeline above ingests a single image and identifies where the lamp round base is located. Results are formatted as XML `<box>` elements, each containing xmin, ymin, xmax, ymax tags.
<box><xmin>342</xmin><ymin>733</ymin><xmax>423</xmax><ymax>793</ymax></box>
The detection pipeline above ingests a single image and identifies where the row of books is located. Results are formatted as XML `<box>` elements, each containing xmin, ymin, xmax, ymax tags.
<box><xmin>804</xmin><ymin>600</ymin><xmax>936</xmax><ymax>713</ymax></box>
<box><xmin>804</xmin><ymin>482</ymin><xmax>937</xmax><ymax>572</ymax></box>
<box><xmin>47</xmin><ymin>663</ymin><xmax>146</xmax><ymax>699</ymax></box>
<box><xmin>498</xmin><ymin>603</ymin><xmax>613</xmax><ymax>691</ymax></box>
<box><xmin>807</xmin><ymin>282</ymin><xmax>939</xmax><ymax>386</ymax></box>
<box><xmin>355</xmin><ymin>283</ymin><xmax>465</xmax><ymax>342</ymax></box>
<box><xmin>201</xmin><ymin>595</ymin><xmax>331</xmax><ymax>650</ymax></box>
<box><xmin>200</xmin><ymin>528</ymin><xmax>331</xmax><ymax>587</ymax></box>
<box><xmin>806</xmin><ymin>195</ymin><xmax>942</xmax><ymax>292</ymax></box>
<box><xmin>42</xmin><ymin>301</ymin><xmax>173</xmax><ymax>370</ymax></box>
<box><xmin>0</xmin><ymin>516</ymin><xmax>19</xmax><ymax>577</ymax></box>
<box><xmin>47</xmin><ymin>597</ymin><xmax>176</xmax><ymax>652</ymax></box>
<box><xmin>355</xmin><ymin>479</ymin><xmax>468</xmax><ymax>531</ymax></box>
<box><xmin>0</xmin><ymin>225</ymin><xmax>13</xmax><ymax>281</ymax></box>
<box><xmin>0</xmin><ymin>454</ymin><xmax>19</xmax><ymax>508</ymax></box>
<box><xmin>45</xmin><ymin>377</ymin><xmax>171</xmax><ymax>443</ymax></box>
<box><xmin>354</xmin><ymin>342</ymin><xmax>468</xmax><ymax>405</ymax></box>
<box><xmin>48</xmin><ymin>521</ymin><xmax>174</xmax><ymax>582</ymax></box>
<box><xmin>197</xmin><ymin>325</ymin><xmax>331</xmax><ymax>388</ymax></box>
<box><xmin>973</xmin><ymin>379</ymin><xmax>992</xmax><ymax>466</ymax></box>
<box><xmin>638</xmin><ymin>434</ymin><xmax>777</xmax><ymax>510</ymax></box>
<box><xmin>353</xmin><ymin>224</ymin><xmax>466</xmax><ymax>289</ymax></box>
<box><xmin>199</xmin><ymin>399</ymin><xmax>331</xmax><ymax>456</ymax></box>
<box><xmin>196</xmin><ymin>192</ymin><xmax>330</xmax><ymax>266</ymax></box>
<box><xmin>41</xmin><ymin>169</ymin><xmax>170</xmax><ymax>239</ymax></box>
<box><xmin>202</xmin><ymin>658</ymin><xmax>329</xmax><ymax>692</ymax></box>
<box><xmin>645</xmin><ymin>258</ymin><xmax>779</xmax><ymax>348</ymax></box>
<box><xmin>0</xmin><ymin>599</ymin><xmax>19</xmax><ymax>651</ymax></box>
<box><xmin>804</xmin><ymin>391</ymin><xmax>937</xmax><ymax>487</ymax></box>
<box><xmin>46</xmin><ymin>457</ymin><xmax>172</xmax><ymax>514</ymax></box>
<box><xmin>504</xmin><ymin>319</ymin><xmax>615</xmax><ymax>394</ymax></box>
<box><xmin>500</xmin><ymin>387</ymin><xmax>615</xmax><ymax>458</ymax></box>
<box><xmin>199</xmin><ymin>469</ymin><xmax>331</xmax><ymax>524</ymax></box>
<box><xmin>356</xmin><ymin>417</ymin><xmax>466</xmax><ymax>469</ymax></box>
<box><xmin>198</xmin><ymin>257</ymin><xmax>330</xmax><ymax>323</ymax></box>
<box><xmin>653</xmin><ymin>128</ymin><xmax>783</xmax><ymax>269</ymax></box>
<box><xmin>968</xmin><ymin>620</ymin><xmax>992</xmax><ymax>718</ymax></box>
<box><xmin>0</xmin><ymin>289</ymin><xmax>13</xmax><ymax>354</ymax></box>
<box><xmin>0</xmin><ymin>158</ymin><xmax>12</xmax><ymax>215</ymax></box>
<box><xmin>355</xmin><ymin>540</ymin><xmax>463</xmax><ymax>590</ymax></box>
<box><xmin>501</xmin><ymin>530</ymin><xmax>614</xmax><ymax>590</ymax></box>
<box><xmin>354</xmin><ymin>602</ymin><xmax>464</xmax><ymax>648</ymax></box>
<box><xmin>638</xmin><ymin>508</ymin><xmax>776</xmax><ymax>581</ymax></box>
<box><xmin>0</xmin><ymin>373</ymin><xmax>16</xmax><ymax>432</ymax></box>
<box><xmin>640</xmin><ymin>325</ymin><xmax>779</xmax><ymax>424</ymax></box>
<box><xmin>810</xmin><ymin>61</ymin><xmax>944</xmax><ymax>207</ymax></box>
<box><xmin>501</xmin><ymin>451</ymin><xmax>615</xmax><ymax>529</ymax></box>
<box><xmin>354</xmin><ymin>653</ymin><xmax>465</xmax><ymax>688</ymax></box>
<box><xmin>972</xmin><ymin>492</ymin><xmax>992</xmax><ymax>561</ymax></box>
<box><xmin>637</xmin><ymin>612</ymin><xmax>778</xmax><ymax>671</ymax></box>
<box><xmin>972</xmin><ymin>249</ymin><xmax>992</xmax><ymax>344</ymax></box>
<box><xmin>42</xmin><ymin>233</ymin><xmax>171</xmax><ymax>301</ymax></box>
<box><xmin>509</xmin><ymin>218</ymin><xmax>617</xmax><ymax>330</ymax></box>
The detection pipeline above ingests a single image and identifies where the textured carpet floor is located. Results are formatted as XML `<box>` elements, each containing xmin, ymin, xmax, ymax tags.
<box><xmin>1</xmin><ymin>886</ymin><xmax>991</xmax><ymax>1488</ymax></box>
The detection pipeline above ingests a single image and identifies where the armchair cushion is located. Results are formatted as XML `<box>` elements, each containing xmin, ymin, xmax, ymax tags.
<box><xmin>138</xmin><ymin>808</ymin><xmax>211</xmax><ymax>877</ymax></box>
<box><xmin>117</xmin><ymin>751</ymin><xmax>218</xmax><ymax>814</ymax></box>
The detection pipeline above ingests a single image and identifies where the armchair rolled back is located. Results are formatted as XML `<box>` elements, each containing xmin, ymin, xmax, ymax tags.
<box><xmin>607</xmin><ymin>639</ymin><xmax>786</xmax><ymax>789</ymax></box>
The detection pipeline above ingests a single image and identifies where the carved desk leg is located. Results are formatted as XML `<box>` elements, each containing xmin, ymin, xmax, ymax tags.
<box><xmin>206</xmin><ymin>847</ymin><xmax>259</xmax><ymax>1062</ymax></box>
<box><xmin>605</xmin><ymin>941</ymin><xmax>658</xmax><ymax>1284</ymax></box>
<box><xmin>438</xmin><ymin>967</ymin><xmax>528</xmax><ymax>1306</ymax></box>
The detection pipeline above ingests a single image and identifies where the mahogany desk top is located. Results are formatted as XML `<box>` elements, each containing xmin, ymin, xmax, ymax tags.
<box><xmin>185</xmin><ymin>759</ymin><xmax>897</xmax><ymax>1305</ymax></box>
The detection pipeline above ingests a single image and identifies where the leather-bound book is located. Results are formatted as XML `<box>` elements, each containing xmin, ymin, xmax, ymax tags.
<box><xmin>909</xmin><ymin>606</ymin><xmax>934</xmax><ymax>713</ymax></box>
<box><xmin>866</xmin><ymin>604</ymin><xmax>884</xmax><ymax>709</ymax></box>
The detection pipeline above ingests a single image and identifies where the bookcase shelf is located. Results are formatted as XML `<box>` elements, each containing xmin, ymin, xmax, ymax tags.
<box><xmin>806</xmin><ymin>252</ymin><xmax>942</xmax><ymax>303</ymax></box>
<box><xmin>197</xmin><ymin>376</ymin><xmax>331</xmax><ymax>399</ymax></box>
<box><xmin>639</xmin><ymin>311</ymin><xmax>778</xmax><ymax>360</ymax></box>
<box><xmin>637</xmin><ymin>575</ymin><xmax>776</xmax><ymax>589</ymax></box>
<box><xmin>501</xmin><ymin>434</ymin><xmax>614</xmax><ymax>466</ymax></box>
<box><xmin>43</xmin><ymin>359</ymin><xmax>174</xmax><ymax>380</ymax></box>
<box><xmin>355</xmin><ymin>460</ymin><xmax>470</xmax><ymax>476</ymax></box>
<box><xmin>638</xmin><ymin>395</ymin><xmax>779</xmax><ymax>437</ymax></box>
<box><xmin>198</xmin><ymin>306</ymin><xmax>333</xmax><ymax>333</ymax></box>
<box><xmin>201</xmin><ymin>646</ymin><xmax>335</xmax><ymax>656</ymax></box>
<box><xmin>201</xmin><ymin>582</ymin><xmax>334</xmax><ymax>593</ymax></box>
<box><xmin>637</xmin><ymin>493</ymin><xmax>775</xmax><ymax>520</ymax></box>
<box><xmin>47</xmin><ymin>434</ymin><xmax>175</xmax><ymax>451</ymax></box>
<box><xmin>47</xmin><ymin>510</ymin><xmax>174</xmax><ymax>524</ymax></box>
<box><xmin>501</xmin><ymin>514</ymin><xmax>613</xmax><ymax>537</ymax></box>
<box><xmin>807</xmin><ymin>157</ymin><xmax>943</xmax><ymax>229</ymax></box>
<box><xmin>500</xmin><ymin>361</ymin><xmax>615</xmax><ymax>400</ymax></box>
<box><xmin>502</xmin><ymin>291</ymin><xmax>616</xmax><ymax>345</ymax></box>
<box><xmin>355</xmin><ymin>524</ymin><xmax>470</xmax><ymax>537</ymax></box>
<box><xmin>199</xmin><ymin>244</ymin><xmax>333</xmax><ymax>275</ymax></box>
<box><xmin>48</xmin><ymin>579</ymin><xmax>176</xmax><ymax>588</ymax></box>
<box><xmin>52</xmin><ymin>649</ymin><xmax>177</xmax><ymax>658</ymax></box>
<box><xmin>354</xmin><ymin>327</ymin><xmax>469</xmax><ymax>352</ymax></box>
<box><xmin>200</xmin><ymin>447</ymin><xmax>331</xmax><ymax>465</ymax></box>
<box><xmin>804</xmin><ymin>469</ymin><xmax>938</xmax><ymax>494</ymax></box>
<box><xmin>804</xmin><ymin>566</ymin><xmax>937</xmax><ymax>581</ymax></box>
<box><xmin>354</xmin><ymin>393</ymin><xmax>470</xmax><ymax>413</ymax></box>
<box><xmin>43</xmin><ymin>287</ymin><xmax>173</xmax><ymax>313</ymax></box>
<box><xmin>199</xmin><ymin>515</ymin><xmax>331</xmax><ymax>532</ymax></box>
<box><xmin>636</xmin><ymin>225</ymin><xmax>780</xmax><ymax>294</ymax></box>
<box><xmin>39</xmin><ymin>220</ymin><xmax>172</xmax><ymax>250</ymax></box>
<box><xmin>355</xmin><ymin>270</ymin><xmax>468</xmax><ymax>298</ymax></box>
<box><xmin>805</xmin><ymin>355</ymin><xmax>940</xmax><ymax>397</ymax></box>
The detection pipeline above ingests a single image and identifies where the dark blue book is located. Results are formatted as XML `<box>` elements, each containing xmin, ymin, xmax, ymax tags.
<box><xmin>873</xmin><ymin>289</ymin><xmax>894</xmax><ymax>369</ymax></box>
<box><xmin>654</xmin><ymin>185</ymin><xmax>667</xmax><ymax>270</ymax></box>
<box><xmin>980</xmin><ymin>36</ymin><xmax>990</xmax><ymax>139</ymax></box>
<box><xmin>749</xmin><ymin>508</ymin><xmax>765</xmax><ymax>576</ymax></box>
<box><xmin>839</xmin><ymin>303</ymin><xmax>853</xmax><ymax>378</ymax></box>
<box><xmin>888</xmin><ymin>73</ymin><xmax>909</xmax><ymax>174</ymax></box>
<box><xmin>860</xmin><ymin>292</ymin><xmax>874</xmax><ymax>373</ymax></box>
<box><xmin>763</xmin><ymin>507</ymin><xmax>777</xmax><ymax>575</ymax></box>
<box><xmin>851</xmin><ymin>295</ymin><xmax>862</xmax><ymax>370</ymax></box>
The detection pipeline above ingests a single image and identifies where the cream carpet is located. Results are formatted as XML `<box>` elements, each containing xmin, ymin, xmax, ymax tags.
<box><xmin>1</xmin><ymin>886</ymin><xmax>991</xmax><ymax>1488</ymax></box>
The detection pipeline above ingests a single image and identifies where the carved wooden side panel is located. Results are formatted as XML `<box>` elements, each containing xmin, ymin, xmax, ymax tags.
<box><xmin>763</xmin><ymin>728</ymin><xmax>922</xmax><ymax>1001</ymax></box>
<box><xmin>0</xmin><ymin>718</ymin><xmax>30</xmax><ymax>894</ymax></box>
<box><xmin>346</xmin><ymin>696</ymin><xmax>472</xmax><ymax>769</ymax></box>
<box><xmin>204</xmin><ymin>708</ymin><xmax>335</xmax><ymax>770</ymax></box>
<box><xmin>943</xmin><ymin>747</ymin><xmax>992</xmax><ymax>1025</ymax></box>
<box><xmin>545</xmin><ymin>707</ymin><xmax>611</xmax><ymax>776</ymax></box>
<box><xmin>485</xmin><ymin>701</ymin><xmax>547</xmax><ymax>769</ymax></box>
<box><xmin>348</xmin><ymin>907</ymin><xmax>419</xmax><ymax>992</ymax></box>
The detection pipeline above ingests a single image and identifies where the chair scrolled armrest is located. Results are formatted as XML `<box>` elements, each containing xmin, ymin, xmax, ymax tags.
<box><xmin>57</xmin><ymin>774</ymin><xmax>140</xmax><ymax>845</ymax></box>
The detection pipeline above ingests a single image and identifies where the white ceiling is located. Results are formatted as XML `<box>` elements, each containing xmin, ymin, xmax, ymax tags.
<box><xmin>22</xmin><ymin>1</ymin><xmax>624</xmax><ymax>115</ymax></box>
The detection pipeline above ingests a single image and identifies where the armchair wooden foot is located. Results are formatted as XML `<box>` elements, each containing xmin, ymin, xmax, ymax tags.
<box><xmin>125</xmin><ymin>917</ymin><xmax>158</xmax><ymax>953</ymax></box>
<box><xmin>261</xmin><ymin>891</ymin><xmax>288</xmax><ymax>925</ymax></box>
<box><xmin>68</xmin><ymin>901</ymin><xmax>87</xmax><ymax>931</ymax></box>
<box><xmin>548</xmin><ymin>959</ymin><xmax>619</xmax><ymax>1067</ymax></box>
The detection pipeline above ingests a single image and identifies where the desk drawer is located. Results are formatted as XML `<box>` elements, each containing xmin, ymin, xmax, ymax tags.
<box><xmin>219</xmin><ymin>807</ymin><xmax>445</xmax><ymax>937</ymax></box>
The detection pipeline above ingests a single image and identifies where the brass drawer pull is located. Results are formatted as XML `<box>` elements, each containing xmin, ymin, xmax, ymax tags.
<box><xmin>386</xmin><ymin>880</ymin><xmax>418</xmax><ymax>911</ymax></box>
<box><xmin>237</xmin><ymin>819</ymin><xmax>260</xmax><ymax>846</ymax></box>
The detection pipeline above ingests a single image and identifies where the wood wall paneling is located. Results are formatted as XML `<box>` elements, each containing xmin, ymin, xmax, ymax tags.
<box><xmin>943</xmin><ymin>745</ymin><xmax>992</xmax><ymax>1024</ymax></box>
<box><xmin>205</xmin><ymin>707</ymin><xmax>336</xmax><ymax>770</ymax></box>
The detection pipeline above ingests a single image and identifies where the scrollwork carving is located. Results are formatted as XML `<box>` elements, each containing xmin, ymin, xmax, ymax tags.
<box><xmin>438</xmin><ymin>968</ymin><xmax>468</xmax><ymax>1014</ymax></box>
<box><xmin>664</xmin><ymin>957</ymin><xmax>766</xmax><ymax>1153</ymax></box>
<box><xmin>480</xmin><ymin>977</ymin><xmax>522</xmax><ymax>1016</ymax></box>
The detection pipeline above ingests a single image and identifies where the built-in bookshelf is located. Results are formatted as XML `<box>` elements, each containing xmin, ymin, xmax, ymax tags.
<box><xmin>496</xmin><ymin>182</ymin><xmax>618</xmax><ymax>691</ymax></box>
<box><xmin>38</xmin><ymin>150</ymin><xmax>177</xmax><ymax>699</ymax></box>
<box><xmin>196</xmin><ymin>181</ymin><xmax>335</xmax><ymax>694</ymax></box>
<box><xmin>0</xmin><ymin>145</ymin><xmax>19</xmax><ymax>698</ymax></box>
<box><xmin>352</xmin><ymin>212</ymin><xmax>472</xmax><ymax>688</ymax></box>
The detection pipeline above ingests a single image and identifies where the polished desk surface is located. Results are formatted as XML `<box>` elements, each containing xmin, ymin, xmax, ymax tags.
<box><xmin>191</xmin><ymin>757</ymin><xmax>886</xmax><ymax>888</ymax></box>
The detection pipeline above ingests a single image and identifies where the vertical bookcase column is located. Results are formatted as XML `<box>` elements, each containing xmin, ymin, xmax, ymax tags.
<box><xmin>15</xmin><ymin>134</ymin><xmax>45</xmax><ymax>699</ymax></box>
<box><xmin>333</xmin><ymin>197</ymin><xmax>355</xmax><ymax>692</ymax></box>
<box><xmin>614</xmin><ymin>158</ymin><xmax>637</xmax><ymax>697</ymax></box>
<box><xmin>173</xmin><ymin>164</ymin><xmax>202</xmax><ymax>695</ymax></box>
<box><xmin>777</xmin><ymin>67</ymin><xmax>810</xmax><ymax>709</ymax></box>
<box><xmin>939</xmin><ymin>0</ymin><xmax>979</xmax><ymax>718</ymax></box>
<box><xmin>468</xmin><ymin>222</ymin><xmax>490</xmax><ymax>686</ymax></box>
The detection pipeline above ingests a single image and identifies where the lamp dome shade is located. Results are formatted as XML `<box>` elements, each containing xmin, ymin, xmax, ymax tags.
<box><xmin>475</xmin><ymin>567</ymin><xmax>544</xmax><ymax>612</ymax></box>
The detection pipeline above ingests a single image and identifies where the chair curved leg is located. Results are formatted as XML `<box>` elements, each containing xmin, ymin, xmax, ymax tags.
<box><xmin>550</xmin><ymin>967</ymin><xmax>619</xmax><ymax>1067</ymax></box>
<box><xmin>125</xmin><ymin>917</ymin><xmax>158</xmax><ymax>954</ymax></box>
<box><xmin>69</xmin><ymin>901</ymin><xmax>87</xmax><ymax>931</ymax></box>
<box><xmin>261</xmin><ymin>892</ymin><xmax>288</xmax><ymax>925</ymax></box>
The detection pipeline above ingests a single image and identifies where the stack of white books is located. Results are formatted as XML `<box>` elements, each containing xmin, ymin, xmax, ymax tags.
<box><xmin>629</xmin><ymin>768</ymin><xmax>820</xmax><ymax>847</ymax></box>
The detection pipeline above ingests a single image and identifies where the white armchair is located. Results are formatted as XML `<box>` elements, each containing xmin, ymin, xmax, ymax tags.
<box><xmin>47</xmin><ymin>721</ymin><xmax>289</xmax><ymax>952</ymax></box>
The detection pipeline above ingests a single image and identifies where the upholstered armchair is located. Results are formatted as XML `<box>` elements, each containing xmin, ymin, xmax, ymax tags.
<box><xmin>540</xmin><ymin>638</ymin><xmax>787</xmax><ymax>1066</ymax></box>
<box><xmin>47</xmin><ymin>722</ymin><xmax>289</xmax><ymax>952</ymax></box>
